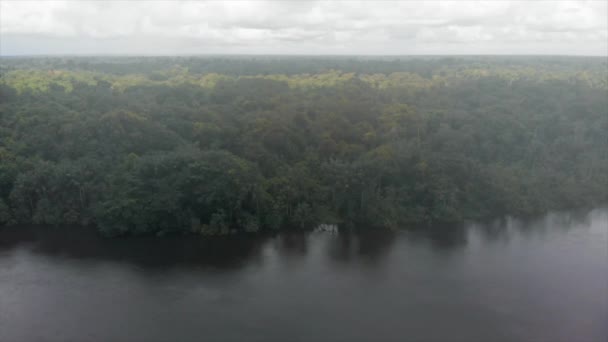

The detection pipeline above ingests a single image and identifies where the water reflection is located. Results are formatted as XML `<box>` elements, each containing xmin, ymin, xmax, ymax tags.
<box><xmin>0</xmin><ymin>207</ymin><xmax>605</xmax><ymax>271</ymax></box>
<box><xmin>326</xmin><ymin>230</ymin><xmax>396</xmax><ymax>264</ymax></box>
<box><xmin>273</xmin><ymin>232</ymin><xmax>309</xmax><ymax>258</ymax></box>
<box><xmin>407</xmin><ymin>223</ymin><xmax>469</xmax><ymax>253</ymax></box>
<box><xmin>469</xmin><ymin>207</ymin><xmax>606</xmax><ymax>244</ymax></box>
<box><xmin>0</xmin><ymin>208</ymin><xmax>606</xmax><ymax>342</ymax></box>
<box><xmin>0</xmin><ymin>227</ymin><xmax>268</xmax><ymax>271</ymax></box>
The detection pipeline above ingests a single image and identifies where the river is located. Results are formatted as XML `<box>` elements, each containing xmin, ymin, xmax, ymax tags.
<box><xmin>1</xmin><ymin>208</ymin><xmax>606</xmax><ymax>342</ymax></box>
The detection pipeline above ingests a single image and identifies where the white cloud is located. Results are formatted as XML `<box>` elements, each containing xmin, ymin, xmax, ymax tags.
<box><xmin>1</xmin><ymin>0</ymin><xmax>606</xmax><ymax>55</ymax></box>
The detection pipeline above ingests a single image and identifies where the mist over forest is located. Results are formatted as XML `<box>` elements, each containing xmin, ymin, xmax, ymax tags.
<box><xmin>1</xmin><ymin>56</ymin><xmax>606</xmax><ymax>236</ymax></box>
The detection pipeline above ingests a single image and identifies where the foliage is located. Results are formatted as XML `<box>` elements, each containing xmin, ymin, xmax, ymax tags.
<box><xmin>0</xmin><ymin>56</ymin><xmax>606</xmax><ymax>235</ymax></box>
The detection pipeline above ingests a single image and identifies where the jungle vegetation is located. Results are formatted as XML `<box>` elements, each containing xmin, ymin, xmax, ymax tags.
<box><xmin>0</xmin><ymin>56</ymin><xmax>606</xmax><ymax>236</ymax></box>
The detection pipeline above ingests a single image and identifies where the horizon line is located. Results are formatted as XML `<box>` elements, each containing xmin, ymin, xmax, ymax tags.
<box><xmin>1</xmin><ymin>53</ymin><xmax>607</xmax><ymax>58</ymax></box>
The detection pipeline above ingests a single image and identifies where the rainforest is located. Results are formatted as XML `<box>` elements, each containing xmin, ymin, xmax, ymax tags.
<box><xmin>0</xmin><ymin>56</ymin><xmax>606</xmax><ymax>236</ymax></box>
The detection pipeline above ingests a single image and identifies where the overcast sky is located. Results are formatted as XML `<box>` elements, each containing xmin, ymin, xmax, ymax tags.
<box><xmin>1</xmin><ymin>1</ymin><xmax>607</xmax><ymax>56</ymax></box>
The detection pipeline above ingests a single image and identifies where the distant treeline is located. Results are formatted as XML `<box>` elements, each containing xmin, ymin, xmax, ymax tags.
<box><xmin>0</xmin><ymin>57</ymin><xmax>606</xmax><ymax>236</ymax></box>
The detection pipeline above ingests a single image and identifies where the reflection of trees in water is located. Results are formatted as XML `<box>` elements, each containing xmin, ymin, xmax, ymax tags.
<box><xmin>0</xmin><ymin>226</ymin><xmax>268</xmax><ymax>272</ymax></box>
<box><xmin>406</xmin><ymin>223</ymin><xmax>468</xmax><ymax>254</ymax></box>
<box><xmin>1</xmin><ymin>208</ymin><xmax>603</xmax><ymax>272</ymax></box>
<box><xmin>273</xmin><ymin>232</ymin><xmax>308</xmax><ymax>258</ymax></box>
<box><xmin>393</xmin><ymin>207</ymin><xmax>601</xmax><ymax>253</ymax></box>
<box><xmin>325</xmin><ymin>230</ymin><xmax>396</xmax><ymax>264</ymax></box>
<box><xmin>470</xmin><ymin>207</ymin><xmax>599</xmax><ymax>243</ymax></box>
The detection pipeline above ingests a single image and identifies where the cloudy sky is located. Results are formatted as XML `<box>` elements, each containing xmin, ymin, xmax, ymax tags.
<box><xmin>1</xmin><ymin>1</ymin><xmax>607</xmax><ymax>56</ymax></box>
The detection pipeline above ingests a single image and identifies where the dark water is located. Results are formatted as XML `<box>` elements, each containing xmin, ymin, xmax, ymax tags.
<box><xmin>1</xmin><ymin>209</ymin><xmax>606</xmax><ymax>342</ymax></box>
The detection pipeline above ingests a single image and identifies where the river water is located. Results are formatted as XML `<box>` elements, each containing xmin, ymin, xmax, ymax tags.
<box><xmin>1</xmin><ymin>208</ymin><xmax>606</xmax><ymax>342</ymax></box>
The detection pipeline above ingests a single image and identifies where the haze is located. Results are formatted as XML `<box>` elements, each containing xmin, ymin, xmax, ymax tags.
<box><xmin>1</xmin><ymin>0</ymin><xmax>607</xmax><ymax>56</ymax></box>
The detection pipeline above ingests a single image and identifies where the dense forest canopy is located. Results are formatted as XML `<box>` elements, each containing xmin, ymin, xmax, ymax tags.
<box><xmin>0</xmin><ymin>56</ymin><xmax>606</xmax><ymax>236</ymax></box>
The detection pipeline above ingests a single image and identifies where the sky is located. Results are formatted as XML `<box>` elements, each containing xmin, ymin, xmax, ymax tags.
<box><xmin>1</xmin><ymin>1</ymin><xmax>607</xmax><ymax>56</ymax></box>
